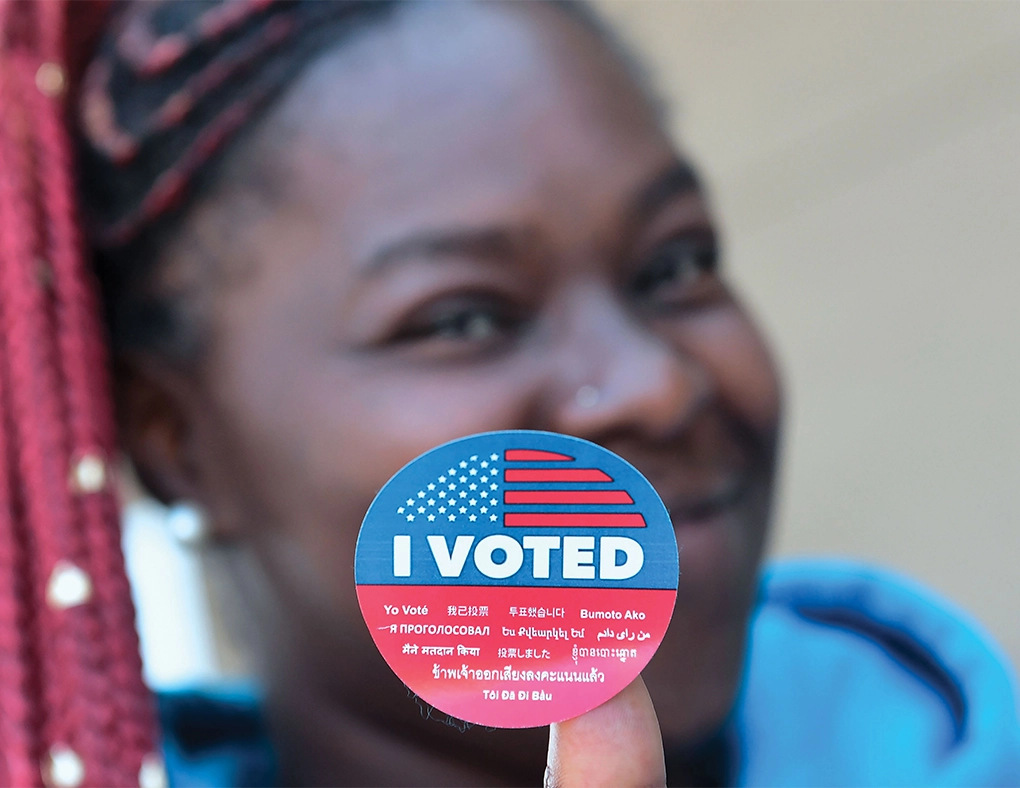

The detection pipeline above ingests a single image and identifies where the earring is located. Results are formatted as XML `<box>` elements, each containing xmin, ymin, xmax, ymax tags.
<box><xmin>576</xmin><ymin>385</ymin><xmax>600</xmax><ymax>409</ymax></box>
<box><xmin>165</xmin><ymin>502</ymin><xmax>208</xmax><ymax>546</ymax></box>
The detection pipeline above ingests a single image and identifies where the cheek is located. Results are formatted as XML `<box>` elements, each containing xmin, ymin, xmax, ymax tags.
<box><xmin>683</xmin><ymin>305</ymin><xmax>782</xmax><ymax>440</ymax></box>
<box><xmin>302</xmin><ymin>362</ymin><xmax>540</xmax><ymax>499</ymax></box>
<box><xmin>207</xmin><ymin>347</ymin><xmax>540</xmax><ymax>593</ymax></box>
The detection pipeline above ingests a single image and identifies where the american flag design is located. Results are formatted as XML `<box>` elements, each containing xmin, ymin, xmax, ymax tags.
<box><xmin>502</xmin><ymin>448</ymin><xmax>646</xmax><ymax>528</ymax></box>
<box><xmin>393</xmin><ymin>448</ymin><xmax>647</xmax><ymax>529</ymax></box>
<box><xmin>394</xmin><ymin>453</ymin><xmax>502</xmax><ymax>526</ymax></box>
<box><xmin>356</xmin><ymin>430</ymin><xmax>678</xmax><ymax>728</ymax></box>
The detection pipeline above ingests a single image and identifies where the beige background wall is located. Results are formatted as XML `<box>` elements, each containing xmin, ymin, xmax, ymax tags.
<box><xmin>597</xmin><ymin>1</ymin><xmax>1020</xmax><ymax>667</ymax></box>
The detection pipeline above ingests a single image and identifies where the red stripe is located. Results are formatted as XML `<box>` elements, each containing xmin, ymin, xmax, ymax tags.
<box><xmin>504</xmin><ymin>490</ymin><xmax>633</xmax><ymax>504</ymax></box>
<box><xmin>504</xmin><ymin>468</ymin><xmax>612</xmax><ymax>483</ymax></box>
<box><xmin>504</xmin><ymin>449</ymin><xmax>575</xmax><ymax>462</ymax></box>
<box><xmin>504</xmin><ymin>513</ymin><xmax>646</xmax><ymax>527</ymax></box>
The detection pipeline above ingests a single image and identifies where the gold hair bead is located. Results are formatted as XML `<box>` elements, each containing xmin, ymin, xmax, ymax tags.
<box><xmin>138</xmin><ymin>754</ymin><xmax>168</xmax><ymax>788</ymax></box>
<box><xmin>46</xmin><ymin>562</ymin><xmax>93</xmax><ymax>610</ymax></box>
<box><xmin>35</xmin><ymin>62</ymin><xmax>66</xmax><ymax>98</ymax></box>
<box><xmin>44</xmin><ymin>745</ymin><xmax>84</xmax><ymax>788</ymax></box>
<box><xmin>69</xmin><ymin>453</ymin><xmax>107</xmax><ymax>494</ymax></box>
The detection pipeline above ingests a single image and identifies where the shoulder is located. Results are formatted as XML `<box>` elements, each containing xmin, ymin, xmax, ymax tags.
<box><xmin>158</xmin><ymin>683</ymin><xmax>276</xmax><ymax>788</ymax></box>
<box><xmin>736</xmin><ymin>558</ymin><xmax>1020</xmax><ymax>787</ymax></box>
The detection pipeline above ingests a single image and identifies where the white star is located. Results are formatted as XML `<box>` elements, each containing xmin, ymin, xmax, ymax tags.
<box><xmin>438</xmin><ymin>491</ymin><xmax>446</xmax><ymax>499</ymax></box>
<box><xmin>470</xmin><ymin>455</ymin><xmax>478</xmax><ymax>461</ymax></box>
<box><xmin>407</xmin><ymin>514</ymin><xmax>415</xmax><ymax>521</ymax></box>
<box><xmin>490</xmin><ymin>483</ymin><xmax>498</xmax><ymax>490</ymax></box>
<box><xmin>469</xmin><ymin>468</ymin><xmax>477</xmax><ymax>476</ymax></box>
<box><xmin>490</xmin><ymin>514</ymin><xmax>498</xmax><ymax>521</ymax></box>
<box><xmin>448</xmin><ymin>514</ymin><xmax>456</xmax><ymax>522</ymax></box>
<box><xmin>469</xmin><ymin>514</ymin><xmax>477</xmax><ymax>522</ymax></box>
<box><xmin>490</xmin><ymin>454</ymin><xmax>498</xmax><ymax>461</ymax></box>
<box><xmin>481</xmin><ymin>461</ymin><xmax>489</xmax><ymax>468</ymax></box>
<box><xmin>448</xmin><ymin>468</ymin><xmax>456</xmax><ymax>476</ymax></box>
<box><xmin>428</xmin><ymin>514</ymin><xmax>436</xmax><ymax>522</ymax></box>
<box><xmin>427</xmin><ymin>483</ymin><xmax>436</xmax><ymax>491</ymax></box>
<box><xmin>459</xmin><ymin>491</ymin><xmax>467</xmax><ymax>498</ymax></box>
<box><xmin>480</xmin><ymin>506</ymin><xmax>488</xmax><ymax>513</ymax></box>
<box><xmin>439</xmin><ymin>476</ymin><xmax>446</xmax><ymax>483</ymax></box>
<box><xmin>448</xmin><ymin>483</ymin><xmax>456</xmax><ymax>490</ymax></box>
<box><xmin>469</xmin><ymin>483</ymin><xmax>477</xmax><ymax>491</ymax></box>
<box><xmin>459</xmin><ymin>506</ymin><xmax>467</xmax><ymax>514</ymax></box>
<box><xmin>480</xmin><ymin>491</ymin><xmax>488</xmax><ymax>498</ymax></box>
<box><xmin>469</xmin><ymin>499</ymin><xmax>477</xmax><ymax>506</ymax></box>
<box><xmin>417</xmin><ymin>506</ymin><xmax>425</xmax><ymax>513</ymax></box>
<box><xmin>480</xmin><ymin>476</ymin><xmax>488</xmax><ymax>483</ymax></box>
<box><xmin>459</xmin><ymin>461</ymin><xmax>468</xmax><ymax>468</ymax></box>
<box><xmin>406</xmin><ymin>498</ymin><xmax>414</xmax><ymax>506</ymax></box>
<box><xmin>417</xmin><ymin>491</ymin><xmax>425</xmax><ymax>498</ymax></box>
<box><xmin>459</xmin><ymin>476</ymin><xmax>467</xmax><ymax>483</ymax></box>
<box><xmin>439</xmin><ymin>506</ymin><xmax>447</xmax><ymax>514</ymax></box>
<box><xmin>397</xmin><ymin>507</ymin><xmax>405</xmax><ymax>514</ymax></box>
<box><xmin>428</xmin><ymin>498</ymin><xmax>436</xmax><ymax>506</ymax></box>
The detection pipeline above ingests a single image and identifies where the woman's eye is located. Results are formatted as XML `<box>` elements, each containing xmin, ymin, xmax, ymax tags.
<box><xmin>432</xmin><ymin>309</ymin><xmax>499</xmax><ymax>341</ymax></box>
<box><xmin>390</xmin><ymin>297</ymin><xmax>521</xmax><ymax>349</ymax></box>
<box><xmin>631</xmin><ymin>238</ymin><xmax>718</xmax><ymax>301</ymax></box>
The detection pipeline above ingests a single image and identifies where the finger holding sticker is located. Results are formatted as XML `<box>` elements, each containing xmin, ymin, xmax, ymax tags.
<box><xmin>355</xmin><ymin>430</ymin><xmax>679</xmax><ymax>730</ymax></box>
<box><xmin>546</xmin><ymin>676</ymin><xmax>667</xmax><ymax>788</ymax></box>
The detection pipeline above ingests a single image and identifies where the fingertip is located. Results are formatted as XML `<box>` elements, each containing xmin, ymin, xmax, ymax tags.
<box><xmin>545</xmin><ymin>676</ymin><xmax>666</xmax><ymax>788</ymax></box>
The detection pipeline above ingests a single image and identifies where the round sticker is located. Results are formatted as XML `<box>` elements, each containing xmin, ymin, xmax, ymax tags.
<box><xmin>355</xmin><ymin>430</ymin><xmax>679</xmax><ymax>728</ymax></box>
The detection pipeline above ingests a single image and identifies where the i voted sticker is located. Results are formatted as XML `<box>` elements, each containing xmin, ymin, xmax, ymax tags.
<box><xmin>355</xmin><ymin>430</ymin><xmax>679</xmax><ymax>728</ymax></box>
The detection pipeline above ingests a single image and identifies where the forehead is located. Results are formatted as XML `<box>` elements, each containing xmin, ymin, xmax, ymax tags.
<box><xmin>216</xmin><ymin>2</ymin><xmax>676</xmax><ymax>260</ymax></box>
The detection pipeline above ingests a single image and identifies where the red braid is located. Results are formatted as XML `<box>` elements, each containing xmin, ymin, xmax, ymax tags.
<box><xmin>0</xmin><ymin>1</ymin><xmax>160</xmax><ymax>785</ymax></box>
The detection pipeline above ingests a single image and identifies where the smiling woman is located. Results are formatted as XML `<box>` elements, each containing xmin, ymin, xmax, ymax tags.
<box><xmin>0</xmin><ymin>1</ymin><xmax>1017</xmax><ymax>787</ymax></box>
<box><xmin>88</xmin><ymin>5</ymin><xmax>777</xmax><ymax>783</ymax></box>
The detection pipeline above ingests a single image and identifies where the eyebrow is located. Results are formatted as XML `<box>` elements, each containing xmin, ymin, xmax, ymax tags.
<box><xmin>630</xmin><ymin>161</ymin><xmax>701</xmax><ymax>223</ymax></box>
<box><xmin>363</xmin><ymin>227</ymin><xmax>532</xmax><ymax>277</ymax></box>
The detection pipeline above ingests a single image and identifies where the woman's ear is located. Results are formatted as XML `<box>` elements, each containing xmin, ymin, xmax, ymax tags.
<box><xmin>113</xmin><ymin>354</ymin><xmax>243</xmax><ymax>543</ymax></box>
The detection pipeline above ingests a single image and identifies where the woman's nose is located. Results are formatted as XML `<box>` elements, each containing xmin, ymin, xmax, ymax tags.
<box><xmin>544</xmin><ymin>292</ymin><xmax>711</xmax><ymax>444</ymax></box>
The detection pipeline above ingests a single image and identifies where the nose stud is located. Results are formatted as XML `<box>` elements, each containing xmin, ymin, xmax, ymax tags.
<box><xmin>575</xmin><ymin>385</ymin><xmax>600</xmax><ymax>409</ymax></box>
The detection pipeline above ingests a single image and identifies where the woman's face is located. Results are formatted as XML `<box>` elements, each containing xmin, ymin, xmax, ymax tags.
<box><xmin>131</xmin><ymin>0</ymin><xmax>780</xmax><ymax>755</ymax></box>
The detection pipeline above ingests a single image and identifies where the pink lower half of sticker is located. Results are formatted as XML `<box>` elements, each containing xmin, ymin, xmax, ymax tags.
<box><xmin>358</xmin><ymin>584</ymin><xmax>676</xmax><ymax>728</ymax></box>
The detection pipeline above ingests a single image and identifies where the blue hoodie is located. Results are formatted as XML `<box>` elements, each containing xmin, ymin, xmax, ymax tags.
<box><xmin>159</xmin><ymin>559</ymin><xmax>1020</xmax><ymax>787</ymax></box>
<box><xmin>736</xmin><ymin>559</ymin><xmax>1020</xmax><ymax>786</ymax></box>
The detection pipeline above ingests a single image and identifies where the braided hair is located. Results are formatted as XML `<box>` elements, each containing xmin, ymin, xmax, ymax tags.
<box><xmin>78</xmin><ymin>0</ymin><xmax>626</xmax><ymax>364</ymax></box>
<box><xmin>0</xmin><ymin>1</ymin><xmax>641</xmax><ymax>785</ymax></box>
<box><xmin>0</xmin><ymin>2</ymin><xmax>157</xmax><ymax>785</ymax></box>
